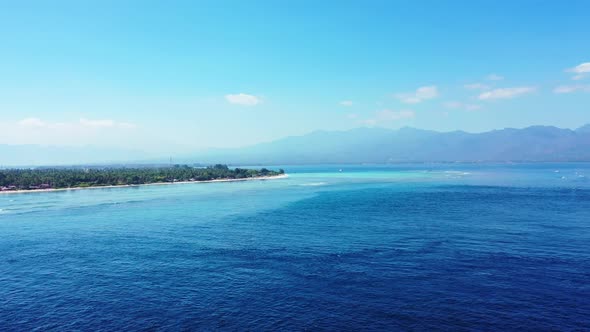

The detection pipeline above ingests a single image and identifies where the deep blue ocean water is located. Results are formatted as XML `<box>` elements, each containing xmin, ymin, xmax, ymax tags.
<box><xmin>1</xmin><ymin>163</ymin><xmax>589</xmax><ymax>331</ymax></box>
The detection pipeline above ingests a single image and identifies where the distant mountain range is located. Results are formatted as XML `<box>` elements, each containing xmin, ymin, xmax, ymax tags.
<box><xmin>2</xmin><ymin>125</ymin><xmax>590</xmax><ymax>166</ymax></box>
<box><xmin>188</xmin><ymin>124</ymin><xmax>590</xmax><ymax>165</ymax></box>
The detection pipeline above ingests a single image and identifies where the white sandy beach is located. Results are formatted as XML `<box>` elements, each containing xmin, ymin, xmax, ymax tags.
<box><xmin>0</xmin><ymin>174</ymin><xmax>289</xmax><ymax>195</ymax></box>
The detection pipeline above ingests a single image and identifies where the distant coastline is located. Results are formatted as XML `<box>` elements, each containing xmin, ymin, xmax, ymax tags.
<box><xmin>0</xmin><ymin>174</ymin><xmax>288</xmax><ymax>195</ymax></box>
<box><xmin>0</xmin><ymin>165</ymin><xmax>287</xmax><ymax>195</ymax></box>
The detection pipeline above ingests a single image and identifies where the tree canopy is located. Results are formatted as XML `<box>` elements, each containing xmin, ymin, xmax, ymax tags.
<box><xmin>0</xmin><ymin>165</ymin><xmax>284</xmax><ymax>191</ymax></box>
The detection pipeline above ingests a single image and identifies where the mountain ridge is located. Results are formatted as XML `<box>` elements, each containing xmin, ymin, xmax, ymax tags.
<box><xmin>186</xmin><ymin>124</ymin><xmax>590</xmax><ymax>165</ymax></box>
<box><xmin>1</xmin><ymin>124</ymin><xmax>589</xmax><ymax>166</ymax></box>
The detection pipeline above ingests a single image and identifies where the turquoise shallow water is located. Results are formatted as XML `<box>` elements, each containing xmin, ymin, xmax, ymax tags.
<box><xmin>1</xmin><ymin>163</ymin><xmax>589</xmax><ymax>330</ymax></box>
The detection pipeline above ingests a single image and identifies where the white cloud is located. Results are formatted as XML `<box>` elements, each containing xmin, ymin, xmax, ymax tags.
<box><xmin>117</xmin><ymin>122</ymin><xmax>137</xmax><ymax>129</ymax></box>
<box><xmin>464</xmin><ymin>83</ymin><xmax>490</xmax><ymax>90</ymax></box>
<box><xmin>80</xmin><ymin>118</ymin><xmax>137</xmax><ymax>129</ymax></box>
<box><xmin>79</xmin><ymin>118</ymin><xmax>114</xmax><ymax>128</ymax></box>
<box><xmin>3</xmin><ymin>118</ymin><xmax>139</xmax><ymax>149</ymax></box>
<box><xmin>394</xmin><ymin>86</ymin><xmax>439</xmax><ymax>104</ymax></box>
<box><xmin>553</xmin><ymin>85</ymin><xmax>590</xmax><ymax>94</ymax></box>
<box><xmin>486</xmin><ymin>74</ymin><xmax>504</xmax><ymax>81</ymax></box>
<box><xmin>443</xmin><ymin>101</ymin><xmax>462</xmax><ymax>109</ymax></box>
<box><xmin>443</xmin><ymin>101</ymin><xmax>481</xmax><ymax>111</ymax></box>
<box><xmin>225</xmin><ymin>93</ymin><xmax>260</xmax><ymax>106</ymax></box>
<box><xmin>18</xmin><ymin>117</ymin><xmax>63</xmax><ymax>129</ymax></box>
<box><xmin>346</xmin><ymin>113</ymin><xmax>358</xmax><ymax>119</ymax></box>
<box><xmin>18</xmin><ymin>118</ymin><xmax>137</xmax><ymax>130</ymax></box>
<box><xmin>569</xmin><ymin>62</ymin><xmax>590</xmax><ymax>72</ymax></box>
<box><xmin>478</xmin><ymin>87</ymin><xmax>535</xmax><ymax>100</ymax></box>
<box><xmin>361</xmin><ymin>109</ymin><xmax>414</xmax><ymax>125</ymax></box>
<box><xmin>376</xmin><ymin>109</ymin><xmax>415</xmax><ymax>121</ymax></box>
<box><xmin>18</xmin><ymin>117</ymin><xmax>47</xmax><ymax>127</ymax></box>
<box><xmin>566</xmin><ymin>62</ymin><xmax>590</xmax><ymax>80</ymax></box>
<box><xmin>339</xmin><ymin>100</ymin><xmax>353</xmax><ymax>106</ymax></box>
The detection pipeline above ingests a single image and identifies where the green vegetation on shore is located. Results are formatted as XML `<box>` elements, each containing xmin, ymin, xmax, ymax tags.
<box><xmin>0</xmin><ymin>165</ymin><xmax>284</xmax><ymax>191</ymax></box>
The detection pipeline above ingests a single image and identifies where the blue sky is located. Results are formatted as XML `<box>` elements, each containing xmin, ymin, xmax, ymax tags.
<box><xmin>0</xmin><ymin>0</ymin><xmax>589</xmax><ymax>152</ymax></box>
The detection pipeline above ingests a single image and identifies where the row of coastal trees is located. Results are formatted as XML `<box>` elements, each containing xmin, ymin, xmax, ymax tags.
<box><xmin>0</xmin><ymin>164</ymin><xmax>284</xmax><ymax>190</ymax></box>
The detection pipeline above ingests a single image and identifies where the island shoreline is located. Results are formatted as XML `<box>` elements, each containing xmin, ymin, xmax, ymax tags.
<box><xmin>0</xmin><ymin>174</ymin><xmax>289</xmax><ymax>195</ymax></box>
